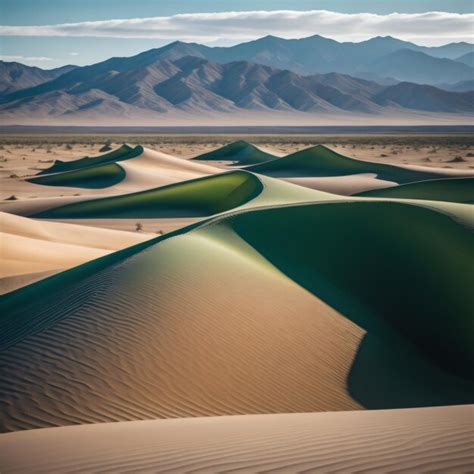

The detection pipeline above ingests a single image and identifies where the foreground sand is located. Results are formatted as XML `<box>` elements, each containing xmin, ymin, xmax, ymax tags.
<box><xmin>1</xmin><ymin>405</ymin><xmax>472</xmax><ymax>473</ymax></box>
<box><xmin>0</xmin><ymin>212</ymin><xmax>153</xmax><ymax>293</ymax></box>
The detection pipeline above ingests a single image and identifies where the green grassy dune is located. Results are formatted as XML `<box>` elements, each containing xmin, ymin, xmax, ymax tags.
<box><xmin>28</xmin><ymin>162</ymin><xmax>126</xmax><ymax>189</ymax></box>
<box><xmin>34</xmin><ymin>170</ymin><xmax>263</xmax><ymax>218</ymax></box>
<box><xmin>247</xmin><ymin>144</ymin><xmax>448</xmax><ymax>183</ymax></box>
<box><xmin>37</xmin><ymin>144</ymin><xmax>143</xmax><ymax>175</ymax></box>
<box><xmin>193</xmin><ymin>141</ymin><xmax>276</xmax><ymax>165</ymax></box>
<box><xmin>356</xmin><ymin>176</ymin><xmax>474</xmax><ymax>203</ymax></box>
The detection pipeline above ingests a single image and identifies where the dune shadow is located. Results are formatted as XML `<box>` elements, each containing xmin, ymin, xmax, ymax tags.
<box><xmin>348</xmin><ymin>333</ymin><xmax>474</xmax><ymax>409</ymax></box>
<box><xmin>227</xmin><ymin>201</ymin><xmax>474</xmax><ymax>408</ymax></box>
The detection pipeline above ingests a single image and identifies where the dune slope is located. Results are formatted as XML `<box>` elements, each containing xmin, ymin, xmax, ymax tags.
<box><xmin>1</xmin><ymin>405</ymin><xmax>472</xmax><ymax>473</ymax></box>
<box><xmin>1</xmin><ymin>145</ymin><xmax>222</xmax><ymax>215</ymax></box>
<box><xmin>247</xmin><ymin>144</ymin><xmax>472</xmax><ymax>184</ymax></box>
<box><xmin>37</xmin><ymin>144</ymin><xmax>141</xmax><ymax>175</ymax></box>
<box><xmin>28</xmin><ymin>163</ymin><xmax>126</xmax><ymax>189</ymax></box>
<box><xmin>357</xmin><ymin>176</ymin><xmax>474</xmax><ymax>203</ymax></box>
<box><xmin>0</xmin><ymin>199</ymin><xmax>472</xmax><ymax>432</ymax></box>
<box><xmin>0</xmin><ymin>212</ymin><xmax>153</xmax><ymax>293</ymax></box>
<box><xmin>193</xmin><ymin>140</ymin><xmax>276</xmax><ymax>165</ymax></box>
<box><xmin>33</xmin><ymin>171</ymin><xmax>263</xmax><ymax>218</ymax></box>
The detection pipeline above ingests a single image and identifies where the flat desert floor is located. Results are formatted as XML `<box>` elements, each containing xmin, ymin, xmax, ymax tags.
<box><xmin>0</xmin><ymin>132</ymin><xmax>473</xmax><ymax>472</ymax></box>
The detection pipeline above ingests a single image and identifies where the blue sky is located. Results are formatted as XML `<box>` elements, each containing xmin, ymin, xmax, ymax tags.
<box><xmin>1</xmin><ymin>1</ymin><xmax>472</xmax><ymax>68</ymax></box>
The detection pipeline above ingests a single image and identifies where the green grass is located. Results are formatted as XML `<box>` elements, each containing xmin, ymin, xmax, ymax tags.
<box><xmin>34</xmin><ymin>171</ymin><xmax>263</xmax><ymax>219</ymax></box>
<box><xmin>193</xmin><ymin>141</ymin><xmax>275</xmax><ymax>165</ymax></box>
<box><xmin>28</xmin><ymin>163</ymin><xmax>126</xmax><ymax>189</ymax></box>
<box><xmin>38</xmin><ymin>144</ymin><xmax>142</xmax><ymax>175</ymax></box>
<box><xmin>247</xmin><ymin>144</ymin><xmax>446</xmax><ymax>183</ymax></box>
<box><xmin>356</xmin><ymin>177</ymin><xmax>474</xmax><ymax>203</ymax></box>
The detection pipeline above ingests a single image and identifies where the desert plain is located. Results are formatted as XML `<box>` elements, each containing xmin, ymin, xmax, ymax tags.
<box><xmin>0</xmin><ymin>129</ymin><xmax>473</xmax><ymax>472</ymax></box>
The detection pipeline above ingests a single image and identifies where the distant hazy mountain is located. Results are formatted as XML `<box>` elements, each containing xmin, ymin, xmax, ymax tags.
<box><xmin>1</xmin><ymin>53</ymin><xmax>472</xmax><ymax>123</ymax></box>
<box><xmin>372</xmin><ymin>82</ymin><xmax>474</xmax><ymax>112</ymax></box>
<box><xmin>455</xmin><ymin>52</ymin><xmax>474</xmax><ymax>67</ymax></box>
<box><xmin>436</xmin><ymin>79</ymin><xmax>474</xmax><ymax>93</ymax></box>
<box><xmin>0</xmin><ymin>61</ymin><xmax>77</xmax><ymax>95</ymax></box>
<box><xmin>368</xmin><ymin>49</ymin><xmax>474</xmax><ymax>85</ymax></box>
<box><xmin>106</xmin><ymin>35</ymin><xmax>472</xmax><ymax>85</ymax></box>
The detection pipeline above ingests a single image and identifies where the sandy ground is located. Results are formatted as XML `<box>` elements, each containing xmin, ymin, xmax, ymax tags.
<box><xmin>0</xmin><ymin>138</ymin><xmax>473</xmax><ymax>180</ymax></box>
<box><xmin>1</xmin><ymin>405</ymin><xmax>472</xmax><ymax>473</ymax></box>
<box><xmin>52</xmin><ymin>217</ymin><xmax>201</xmax><ymax>233</ymax></box>
<box><xmin>0</xmin><ymin>212</ymin><xmax>154</xmax><ymax>293</ymax></box>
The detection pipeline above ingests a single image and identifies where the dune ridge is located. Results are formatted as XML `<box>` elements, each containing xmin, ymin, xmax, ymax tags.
<box><xmin>1</xmin><ymin>198</ymin><xmax>472</xmax><ymax>432</ymax></box>
<box><xmin>193</xmin><ymin>140</ymin><xmax>277</xmax><ymax>165</ymax></box>
<box><xmin>246</xmin><ymin>144</ymin><xmax>474</xmax><ymax>194</ymax></box>
<box><xmin>33</xmin><ymin>171</ymin><xmax>264</xmax><ymax>219</ymax></box>
<box><xmin>357</xmin><ymin>176</ymin><xmax>474</xmax><ymax>203</ymax></box>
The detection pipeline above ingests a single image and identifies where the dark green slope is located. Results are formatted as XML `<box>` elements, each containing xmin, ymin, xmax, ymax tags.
<box><xmin>37</xmin><ymin>144</ymin><xmax>142</xmax><ymax>175</ymax></box>
<box><xmin>247</xmin><ymin>144</ymin><xmax>446</xmax><ymax>183</ymax></box>
<box><xmin>224</xmin><ymin>201</ymin><xmax>474</xmax><ymax>380</ymax></box>
<box><xmin>28</xmin><ymin>162</ymin><xmax>126</xmax><ymax>189</ymax></box>
<box><xmin>356</xmin><ymin>176</ymin><xmax>474</xmax><ymax>203</ymax></box>
<box><xmin>193</xmin><ymin>141</ymin><xmax>276</xmax><ymax>165</ymax></box>
<box><xmin>34</xmin><ymin>170</ymin><xmax>263</xmax><ymax>219</ymax></box>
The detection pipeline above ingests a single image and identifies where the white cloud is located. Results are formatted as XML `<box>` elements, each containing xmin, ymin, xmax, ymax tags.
<box><xmin>0</xmin><ymin>10</ymin><xmax>472</xmax><ymax>45</ymax></box>
<box><xmin>69</xmin><ymin>52</ymin><xmax>79</xmax><ymax>56</ymax></box>
<box><xmin>0</xmin><ymin>55</ymin><xmax>53</xmax><ymax>62</ymax></box>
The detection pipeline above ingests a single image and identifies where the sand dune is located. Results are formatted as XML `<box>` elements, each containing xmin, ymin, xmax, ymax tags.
<box><xmin>0</xmin><ymin>145</ymin><xmax>221</xmax><ymax>216</ymax></box>
<box><xmin>284</xmin><ymin>173</ymin><xmax>398</xmax><ymax>194</ymax></box>
<box><xmin>0</xmin><ymin>212</ymin><xmax>153</xmax><ymax>293</ymax></box>
<box><xmin>1</xmin><ymin>405</ymin><xmax>472</xmax><ymax>473</ymax></box>
<box><xmin>1</xmin><ymin>199</ymin><xmax>472</xmax><ymax>432</ymax></box>
<box><xmin>0</xmin><ymin>140</ymin><xmax>472</xmax><ymax>473</ymax></box>
<box><xmin>357</xmin><ymin>176</ymin><xmax>474</xmax><ymax>203</ymax></box>
<box><xmin>34</xmin><ymin>171</ymin><xmax>264</xmax><ymax>219</ymax></box>
<box><xmin>246</xmin><ymin>144</ymin><xmax>474</xmax><ymax>193</ymax></box>
<box><xmin>193</xmin><ymin>140</ymin><xmax>277</xmax><ymax>165</ymax></box>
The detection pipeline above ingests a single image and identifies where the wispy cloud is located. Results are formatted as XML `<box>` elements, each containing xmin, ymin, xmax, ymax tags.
<box><xmin>0</xmin><ymin>10</ymin><xmax>472</xmax><ymax>45</ymax></box>
<box><xmin>0</xmin><ymin>55</ymin><xmax>53</xmax><ymax>62</ymax></box>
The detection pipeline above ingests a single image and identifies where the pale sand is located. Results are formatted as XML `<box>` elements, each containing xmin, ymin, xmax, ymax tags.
<box><xmin>284</xmin><ymin>174</ymin><xmax>398</xmax><ymax>194</ymax></box>
<box><xmin>51</xmin><ymin>217</ymin><xmax>201</xmax><ymax>234</ymax></box>
<box><xmin>0</xmin><ymin>212</ymin><xmax>153</xmax><ymax>293</ymax></box>
<box><xmin>0</xmin><ymin>270</ymin><xmax>58</xmax><ymax>295</ymax></box>
<box><xmin>1</xmin><ymin>405</ymin><xmax>472</xmax><ymax>473</ymax></box>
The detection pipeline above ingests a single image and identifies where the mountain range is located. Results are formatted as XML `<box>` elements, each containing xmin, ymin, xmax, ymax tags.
<box><xmin>0</xmin><ymin>35</ymin><xmax>472</xmax><ymax>124</ymax></box>
<box><xmin>0</xmin><ymin>62</ymin><xmax>76</xmax><ymax>95</ymax></box>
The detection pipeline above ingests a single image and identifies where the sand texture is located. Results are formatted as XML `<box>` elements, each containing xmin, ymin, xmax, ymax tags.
<box><xmin>1</xmin><ymin>405</ymin><xmax>472</xmax><ymax>473</ymax></box>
